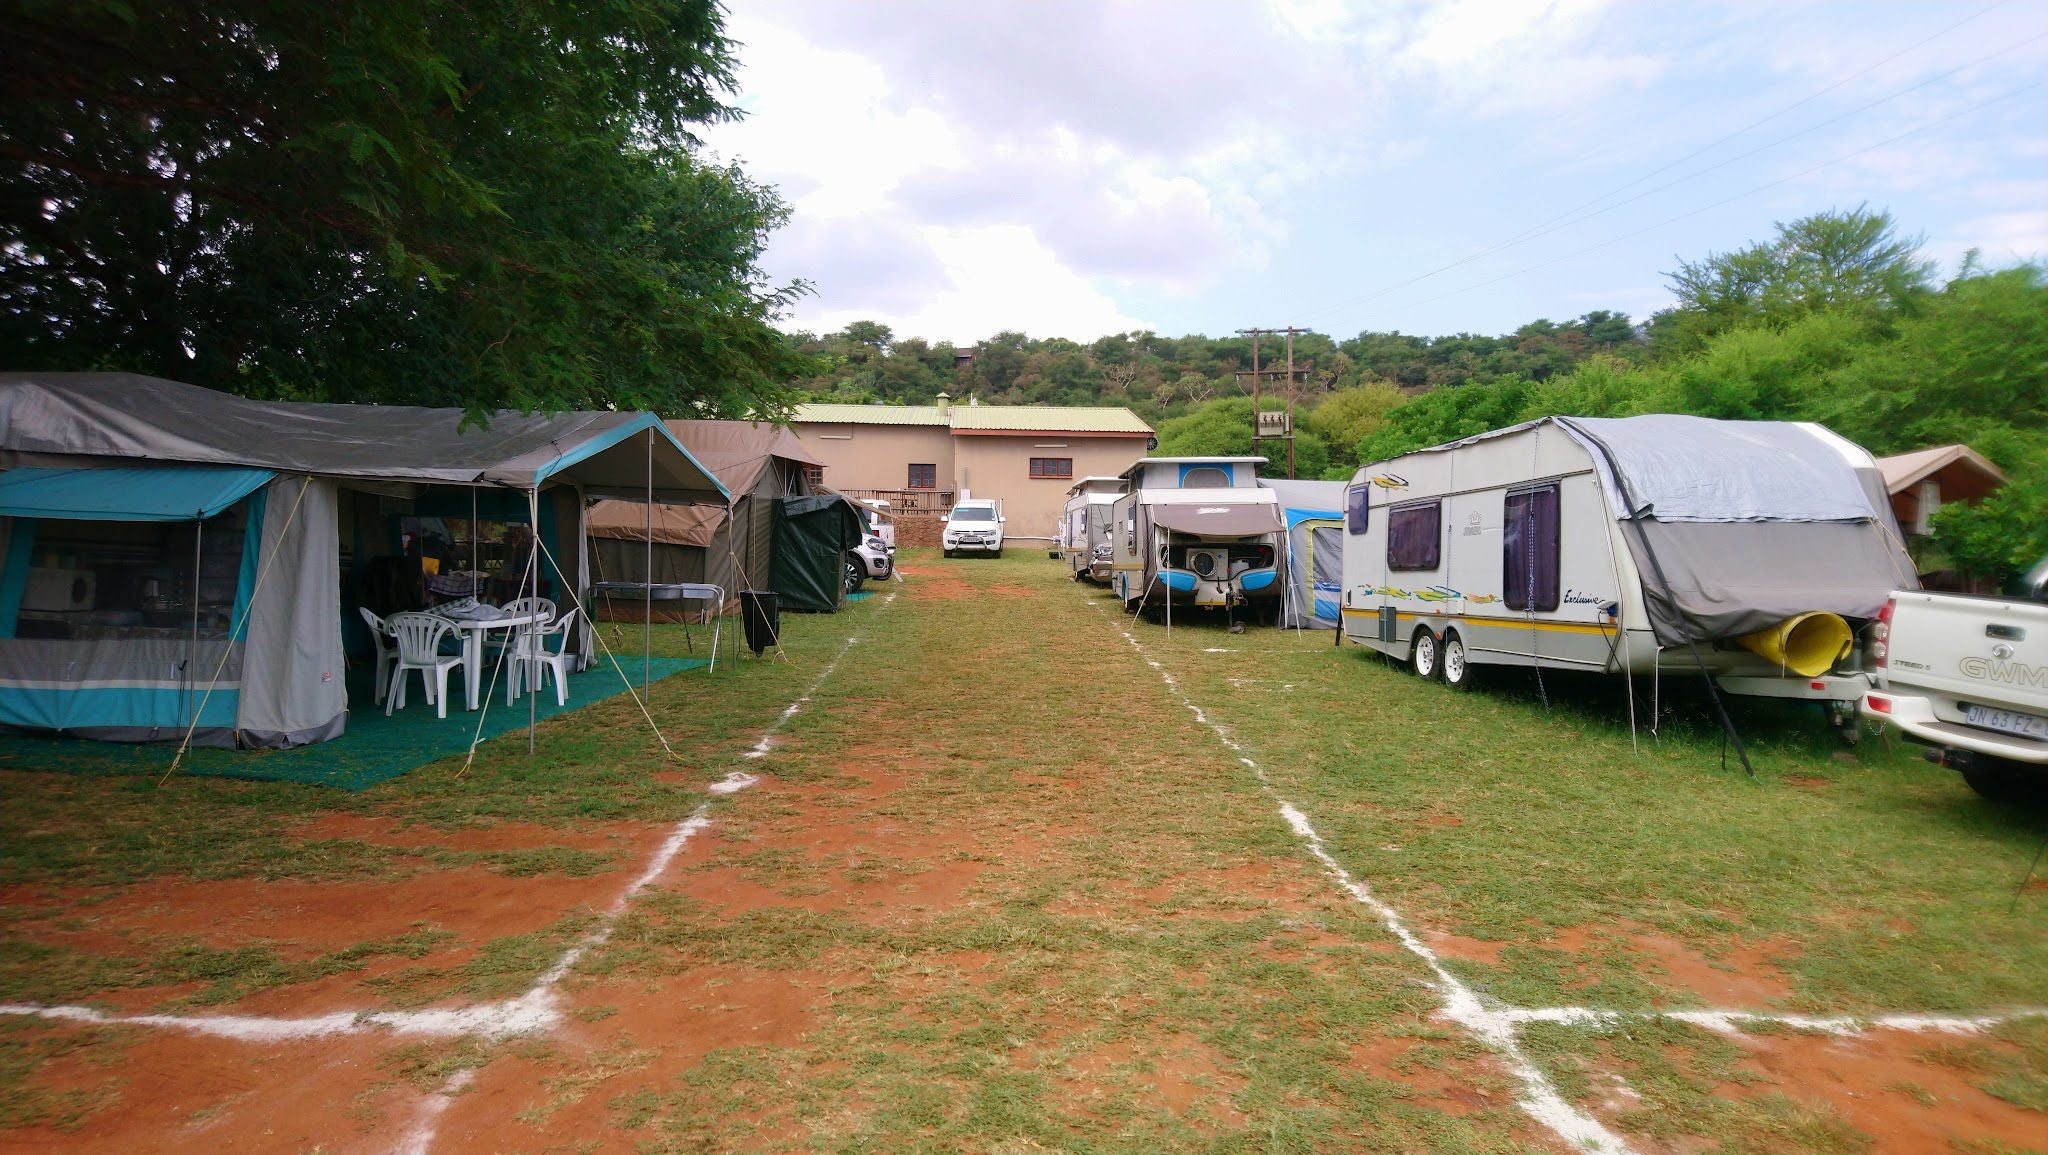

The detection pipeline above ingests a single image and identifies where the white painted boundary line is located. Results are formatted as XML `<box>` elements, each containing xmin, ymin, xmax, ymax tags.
<box><xmin>1092</xmin><ymin>603</ymin><xmax>1630</xmax><ymax>1153</ymax></box>
<box><xmin>1094</xmin><ymin>602</ymin><xmax>2048</xmax><ymax>1152</ymax></box>
<box><xmin>0</xmin><ymin>597</ymin><xmax>893</xmax><ymax>1048</ymax></box>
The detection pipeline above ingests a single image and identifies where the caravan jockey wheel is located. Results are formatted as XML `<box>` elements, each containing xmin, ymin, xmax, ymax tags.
<box><xmin>1441</xmin><ymin>632</ymin><xmax>1473</xmax><ymax>690</ymax></box>
<box><xmin>1410</xmin><ymin>629</ymin><xmax>1440</xmax><ymax>680</ymax></box>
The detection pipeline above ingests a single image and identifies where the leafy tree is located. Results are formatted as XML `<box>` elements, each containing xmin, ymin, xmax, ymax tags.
<box><xmin>1307</xmin><ymin>382</ymin><xmax>1406</xmax><ymax>477</ymax></box>
<box><xmin>1655</xmin><ymin>205</ymin><xmax>1934</xmax><ymax>353</ymax></box>
<box><xmin>0</xmin><ymin>0</ymin><xmax>808</xmax><ymax>417</ymax></box>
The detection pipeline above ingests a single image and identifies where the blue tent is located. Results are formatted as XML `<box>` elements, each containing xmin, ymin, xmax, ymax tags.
<box><xmin>1260</xmin><ymin>479</ymin><xmax>1347</xmax><ymax>630</ymax></box>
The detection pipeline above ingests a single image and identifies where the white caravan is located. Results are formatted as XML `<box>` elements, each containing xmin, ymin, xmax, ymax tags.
<box><xmin>1339</xmin><ymin>415</ymin><xmax>1918</xmax><ymax>733</ymax></box>
<box><xmin>1061</xmin><ymin>476</ymin><xmax>1125</xmax><ymax>583</ymax></box>
<box><xmin>1109</xmin><ymin>457</ymin><xmax>1286</xmax><ymax>624</ymax></box>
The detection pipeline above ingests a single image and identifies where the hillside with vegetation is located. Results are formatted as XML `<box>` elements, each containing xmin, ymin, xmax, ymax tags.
<box><xmin>787</xmin><ymin>208</ymin><xmax>2047</xmax><ymax>587</ymax></box>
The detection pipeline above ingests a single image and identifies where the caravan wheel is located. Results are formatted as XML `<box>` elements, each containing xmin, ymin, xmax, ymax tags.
<box><xmin>1441</xmin><ymin>632</ymin><xmax>1473</xmax><ymax>690</ymax></box>
<box><xmin>1410</xmin><ymin>629</ymin><xmax>1440</xmax><ymax>680</ymax></box>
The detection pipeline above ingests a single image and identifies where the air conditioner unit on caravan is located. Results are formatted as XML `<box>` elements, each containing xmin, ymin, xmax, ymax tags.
<box><xmin>1187</xmin><ymin>549</ymin><xmax>1229</xmax><ymax>579</ymax></box>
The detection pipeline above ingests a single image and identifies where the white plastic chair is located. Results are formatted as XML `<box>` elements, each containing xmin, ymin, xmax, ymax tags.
<box><xmin>515</xmin><ymin>607</ymin><xmax>581</xmax><ymax>706</ymax></box>
<box><xmin>358</xmin><ymin>607</ymin><xmax>400</xmax><ymax>705</ymax></box>
<box><xmin>386</xmin><ymin>612</ymin><xmax>464</xmax><ymax>718</ymax></box>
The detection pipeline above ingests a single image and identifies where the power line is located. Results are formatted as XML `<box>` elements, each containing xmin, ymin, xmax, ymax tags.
<box><xmin>1293</xmin><ymin>1</ymin><xmax>2029</xmax><ymax>325</ymax></box>
<box><xmin>1380</xmin><ymin>79</ymin><xmax>2045</xmax><ymax>317</ymax></box>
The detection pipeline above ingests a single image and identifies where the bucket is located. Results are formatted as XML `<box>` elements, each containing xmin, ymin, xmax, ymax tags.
<box><xmin>1738</xmin><ymin>611</ymin><xmax>1853</xmax><ymax>677</ymax></box>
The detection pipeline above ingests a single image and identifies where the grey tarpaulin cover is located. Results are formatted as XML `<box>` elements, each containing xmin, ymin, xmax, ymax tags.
<box><xmin>1148</xmin><ymin>502</ymin><xmax>1284</xmax><ymax>537</ymax></box>
<box><xmin>1560</xmin><ymin>415</ymin><xmax>1877</xmax><ymax>522</ymax></box>
<box><xmin>1554</xmin><ymin>416</ymin><xmax>1916</xmax><ymax>643</ymax></box>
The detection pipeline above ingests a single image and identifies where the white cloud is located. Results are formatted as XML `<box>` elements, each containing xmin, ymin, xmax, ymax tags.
<box><xmin>789</xmin><ymin>225</ymin><xmax>1151</xmax><ymax>344</ymax></box>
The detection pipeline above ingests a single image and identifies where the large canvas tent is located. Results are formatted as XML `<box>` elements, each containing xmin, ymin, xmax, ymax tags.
<box><xmin>585</xmin><ymin>420</ymin><xmax>820</xmax><ymax>602</ymax></box>
<box><xmin>0</xmin><ymin>372</ymin><xmax>725</xmax><ymax>748</ymax></box>
<box><xmin>1260</xmin><ymin>479</ymin><xmax>1346</xmax><ymax>630</ymax></box>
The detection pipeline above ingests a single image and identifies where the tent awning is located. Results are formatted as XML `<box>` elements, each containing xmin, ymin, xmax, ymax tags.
<box><xmin>0</xmin><ymin>465</ymin><xmax>273</xmax><ymax>521</ymax></box>
<box><xmin>1151</xmin><ymin>502</ymin><xmax>1284</xmax><ymax>536</ymax></box>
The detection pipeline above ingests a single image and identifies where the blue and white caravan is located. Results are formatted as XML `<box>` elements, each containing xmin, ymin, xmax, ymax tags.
<box><xmin>1108</xmin><ymin>457</ymin><xmax>1286</xmax><ymax>625</ymax></box>
<box><xmin>1061</xmin><ymin>476</ymin><xmax>1125</xmax><ymax>584</ymax></box>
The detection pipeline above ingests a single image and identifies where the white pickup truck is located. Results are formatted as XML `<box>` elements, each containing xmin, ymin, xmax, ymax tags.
<box><xmin>1864</xmin><ymin>590</ymin><xmax>2048</xmax><ymax>799</ymax></box>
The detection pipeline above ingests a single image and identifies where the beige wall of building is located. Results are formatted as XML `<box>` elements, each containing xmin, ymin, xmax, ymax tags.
<box><xmin>789</xmin><ymin>422</ymin><xmax>954</xmax><ymax>495</ymax></box>
<box><xmin>953</xmin><ymin>434</ymin><xmax>1149</xmax><ymax>537</ymax></box>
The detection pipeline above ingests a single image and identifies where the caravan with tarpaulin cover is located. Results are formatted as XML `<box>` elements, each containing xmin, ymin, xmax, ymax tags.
<box><xmin>1339</xmin><ymin>414</ymin><xmax>1918</xmax><ymax>732</ymax></box>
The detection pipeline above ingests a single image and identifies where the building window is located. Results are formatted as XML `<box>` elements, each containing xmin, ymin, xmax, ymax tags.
<box><xmin>1503</xmin><ymin>485</ymin><xmax>1560</xmax><ymax>611</ymax></box>
<box><xmin>1029</xmin><ymin>457</ymin><xmax>1073</xmax><ymax>479</ymax></box>
<box><xmin>1386</xmin><ymin>501</ymin><xmax>1441</xmax><ymax>571</ymax></box>
<box><xmin>907</xmin><ymin>464</ymin><xmax>937</xmax><ymax>489</ymax></box>
<box><xmin>1346</xmin><ymin>486</ymin><xmax>1370</xmax><ymax>535</ymax></box>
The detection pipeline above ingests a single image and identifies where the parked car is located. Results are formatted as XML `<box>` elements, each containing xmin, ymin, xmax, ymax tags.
<box><xmin>853</xmin><ymin>527</ymin><xmax>892</xmax><ymax>581</ymax></box>
<box><xmin>1863</xmin><ymin>589</ymin><xmax>2048</xmax><ymax>799</ymax></box>
<box><xmin>942</xmin><ymin>499</ymin><xmax>1004</xmax><ymax>558</ymax></box>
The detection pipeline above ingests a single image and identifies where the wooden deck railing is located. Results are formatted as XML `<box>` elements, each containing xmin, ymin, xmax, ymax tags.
<box><xmin>838</xmin><ymin>488</ymin><xmax>956</xmax><ymax>516</ymax></box>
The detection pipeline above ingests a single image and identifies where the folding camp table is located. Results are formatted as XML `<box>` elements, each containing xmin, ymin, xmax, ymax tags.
<box><xmin>591</xmin><ymin>582</ymin><xmax>725</xmax><ymax>673</ymax></box>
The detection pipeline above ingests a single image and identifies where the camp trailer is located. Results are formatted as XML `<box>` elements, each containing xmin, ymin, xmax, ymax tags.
<box><xmin>1061</xmin><ymin>476</ymin><xmax>1125</xmax><ymax>583</ymax></box>
<box><xmin>1109</xmin><ymin>458</ymin><xmax>1286</xmax><ymax>624</ymax></box>
<box><xmin>1339</xmin><ymin>415</ymin><xmax>1918</xmax><ymax>725</ymax></box>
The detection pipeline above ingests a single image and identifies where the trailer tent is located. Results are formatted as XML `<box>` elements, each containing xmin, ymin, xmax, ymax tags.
<box><xmin>0</xmin><ymin>372</ymin><xmax>725</xmax><ymax>748</ymax></box>
<box><xmin>1260</xmin><ymin>479</ymin><xmax>1347</xmax><ymax>630</ymax></box>
<box><xmin>585</xmin><ymin>420</ymin><xmax>821</xmax><ymax>601</ymax></box>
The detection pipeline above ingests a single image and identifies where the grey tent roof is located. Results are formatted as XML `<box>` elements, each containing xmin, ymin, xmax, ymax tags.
<box><xmin>0</xmin><ymin>372</ymin><xmax>727</xmax><ymax>502</ymax></box>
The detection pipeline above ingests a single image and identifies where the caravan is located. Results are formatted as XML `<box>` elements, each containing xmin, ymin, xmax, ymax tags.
<box><xmin>1109</xmin><ymin>458</ymin><xmax>1285</xmax><ymax>624</ymax></box>
<box><xmin>1339</xmin><ymin>415</ymin><xmax>1917</xmax><ymax>727</ymax></box>
<box><xmin>1061</xmin><ymin>476</ymin><xmax>1125</xmax><ymax>583</ymax></box>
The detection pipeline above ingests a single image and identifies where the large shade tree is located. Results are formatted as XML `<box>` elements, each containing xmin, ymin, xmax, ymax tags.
<box><xmin>0</xmin><ymin>0</ymin><xmax>809</xmax><ymax>417</ymax></box>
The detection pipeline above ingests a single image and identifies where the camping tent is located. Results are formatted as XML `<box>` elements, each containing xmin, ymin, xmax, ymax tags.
<box><xmin>771</xmin><ymin>494</ymin><xmax>866</xmax><ymax>613</ymax></box>
<box><xmin>1260</xmin><ymin>479</ymin><xmax>1347</xmax><ymax>630</ymax></box>
<box><xmin>0</xmin><ymin>372</ymin><xmax>724</xmax><ymax>748</ymax></box>
<box><xmin>585</xmin><ymin>420</ymin><xmax>821</xmax><ymax>601</ymax></box>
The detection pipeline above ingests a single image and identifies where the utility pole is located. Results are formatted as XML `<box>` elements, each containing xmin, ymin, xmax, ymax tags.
<box><xmin>1236</xmin><ymin>326</ymin><xmax>1311</xmax><ymax>478</ymax></box>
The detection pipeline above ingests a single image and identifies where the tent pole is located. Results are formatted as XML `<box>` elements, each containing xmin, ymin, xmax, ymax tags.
<box><xmin>470</xmin><ymin>485</ymin><xmax>478</xmax><ymax>593</ymax></box>
<box><xmin>528</xmin><ymin>485</ymin><xmax>539</xmax><ymax>755</ymax></box>
<box><xmin>645</xmin><ymin>428</ymin><xmax>653</xmax><ymax>698</ymax></box>
<box><xmin>188</xmin><ymin>518</ymin><xmax>202</xmax><ymax>732</ymax></box>
<box><xmin>1160</xmin><ymin>525</ymin><xmax>1170</xmax><ymax>636</ymax></box>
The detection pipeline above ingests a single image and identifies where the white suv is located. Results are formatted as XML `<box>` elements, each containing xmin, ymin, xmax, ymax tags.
<box><xmin>942</xmin><ymin>500</ymin><xmax>1004</xmax><ymax>558</ymax></box>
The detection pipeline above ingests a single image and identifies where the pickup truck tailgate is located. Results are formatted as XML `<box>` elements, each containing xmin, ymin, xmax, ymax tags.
<box><xmin>1882</xmin><ymin>591</ymin><xmax>2048</xmax><ymax>717</ymax></box>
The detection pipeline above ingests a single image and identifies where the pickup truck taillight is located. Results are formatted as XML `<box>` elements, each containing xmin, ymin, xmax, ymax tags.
<box><xmin>1870</xmin><ymin>597</ymin><xmax>1895</xmax><ymax>667</ymax></box>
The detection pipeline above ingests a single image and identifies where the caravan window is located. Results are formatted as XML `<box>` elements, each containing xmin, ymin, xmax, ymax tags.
<box><xmin>1503</xmin><ymin>484</ymin><xmax>1561</xmax><ymax>612</ymax></box>
<box><xmin>1346</xmin><ymin>486</ymin><xmax>1370</xmax><ymax>535</ymax></box>
<box><xmin>1386</xmin><ymin>501</ymin><xmax>1440</xmax><ymax>571</ymax></box>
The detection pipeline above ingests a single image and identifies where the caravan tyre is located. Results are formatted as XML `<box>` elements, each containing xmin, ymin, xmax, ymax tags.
<box><xmin>1410</xmin><ymin>629</ymin><xmax>1440</xmax><ymax>680</ymax></box>
<box><xmin>1441</xmin><ymin>632</ymin><xmax>1473</xmax><ymax>690</ymax></box>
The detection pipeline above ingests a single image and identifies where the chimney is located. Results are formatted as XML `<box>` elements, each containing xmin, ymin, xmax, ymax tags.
<box><xmin>935</xmin><ymin>391</ymin><xmax>952</xmax><ymax>415</ymax></box>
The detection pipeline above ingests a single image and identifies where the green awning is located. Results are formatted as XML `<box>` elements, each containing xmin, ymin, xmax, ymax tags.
<box><xmin>0</xmin><ymin>466</ymin><xmax>274</xmax><ymax>522</ymax></box>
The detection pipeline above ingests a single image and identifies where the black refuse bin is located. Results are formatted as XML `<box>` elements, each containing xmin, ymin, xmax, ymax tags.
<box><xmin>739</xmin><ymin>589</ymin><xmax>779</xmax><ymax>655</ymax></box>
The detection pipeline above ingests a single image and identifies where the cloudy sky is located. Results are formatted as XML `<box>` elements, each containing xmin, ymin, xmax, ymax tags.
<box><xmin>701</xmin><ymin>0</ymin><xmax>2048</xmax><ymax>345</ymax></box>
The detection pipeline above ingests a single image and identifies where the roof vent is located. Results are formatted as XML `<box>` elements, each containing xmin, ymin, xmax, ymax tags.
<box><xmin>936</xmin><ymin>391</ymin><xmax>951</xmax><ymax>415</ymax></box>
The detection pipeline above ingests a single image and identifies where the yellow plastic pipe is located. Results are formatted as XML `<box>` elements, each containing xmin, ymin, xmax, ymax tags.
<box><xmin>1738</xmin><ymin>611</ymin><xmax>1853</xmax><ymax>678</ymax></box>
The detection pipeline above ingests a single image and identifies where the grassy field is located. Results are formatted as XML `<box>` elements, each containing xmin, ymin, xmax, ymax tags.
<box><xmin>0</xmin><ymin>550</ymin><xmax>2042</xmax><ymax>1152</ymax></box>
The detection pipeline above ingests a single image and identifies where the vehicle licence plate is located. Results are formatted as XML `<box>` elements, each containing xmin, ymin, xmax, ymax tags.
<box><xmin>1962</xmin><ymin>703</ymin><xmax>2048</xmax><ymax>740</ymax></box>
